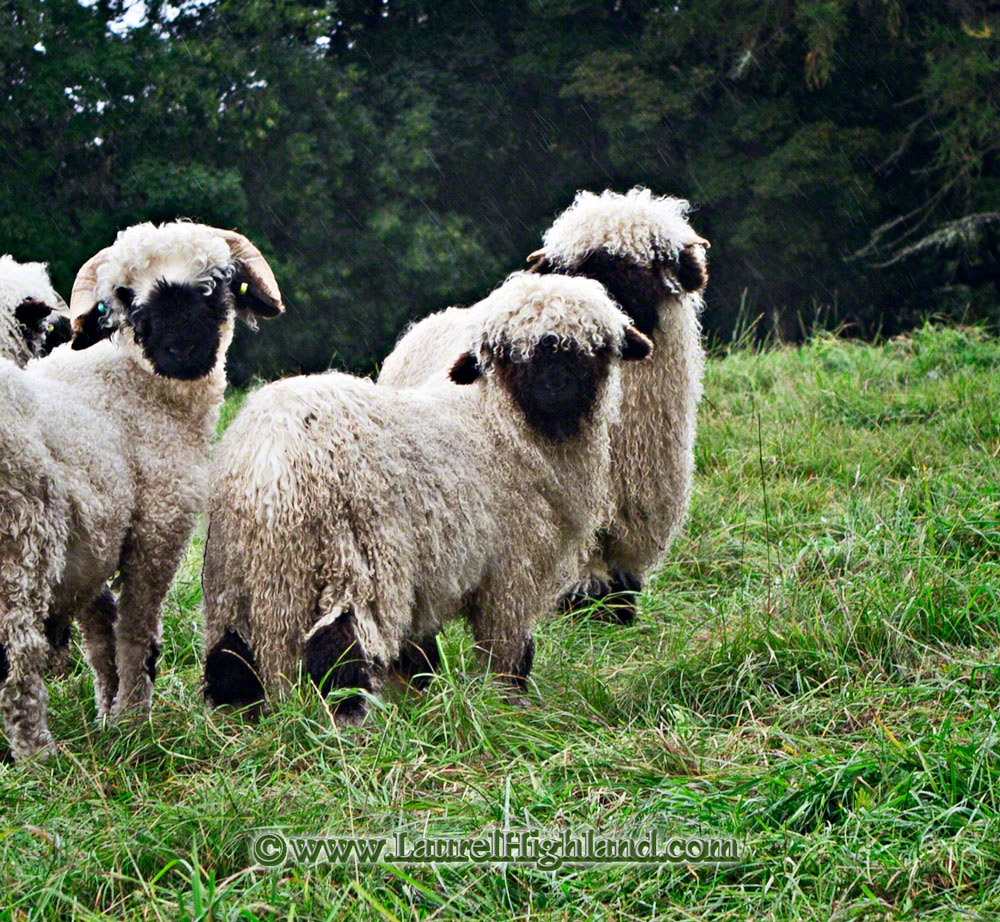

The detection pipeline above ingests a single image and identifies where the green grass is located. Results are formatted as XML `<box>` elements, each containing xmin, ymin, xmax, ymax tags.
<box><xmin>3</xmin><ymin>324</ymin><xmax>999</xmax><ymax>920</ymax></box>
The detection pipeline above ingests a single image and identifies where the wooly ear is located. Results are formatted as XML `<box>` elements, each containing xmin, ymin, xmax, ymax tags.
<box><xmin>449</xmin><ymin>351</ymin><xmax>482</xmax><ymax>385</ymax></box>
<box><xmin>673</xmin><ymin>242</ymin><xmax>709</xmax><ymax>293</ymax></box>
<box><xmin>215</xmin><ymin>230</ymin><xmax>284</xmax><ymax>322</ymax></box>
<box><xmin>14</xmin><ymin>299</ymin><xmax>52</xmax><ymax>329</ymax></box>
<box><xmin>621</xmin><ymin>326</ymin><xmax>653</xmax><ymax>361</ymax></box>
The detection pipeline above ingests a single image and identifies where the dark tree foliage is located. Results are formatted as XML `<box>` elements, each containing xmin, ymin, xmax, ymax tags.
<box><xmin>1</xmin><ymin>0</ymin><xmax>997</xmax><ymax>382</ymax></box>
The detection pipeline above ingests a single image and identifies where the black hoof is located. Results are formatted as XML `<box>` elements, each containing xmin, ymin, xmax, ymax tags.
<box><xmin>303</xmin><ymin>608</ymin><xmax>382</xmax><ymax>724</ymax></box>
<box><xmin>559</xmin><ymin>571</ymin><xmax>641</xmax><ymax>625</ymax></box>
<box><xmin>204</xmin><ymin>630</ymin><xmax>265</xmax><ymax>711</ymax></box>
<box><xmin>392</xmin><ymin>634</ymin><xmax>441</xmax><ymax>690</ymax></box>
<box><xmin>43</xmin><ymin>616</ymin><xmax>72</xmax><ymax>653</ymax></box>
<box><xmin>558</xmin><ymin>574</ymin><xmax>610</xmax><ymax>615</ymax></box>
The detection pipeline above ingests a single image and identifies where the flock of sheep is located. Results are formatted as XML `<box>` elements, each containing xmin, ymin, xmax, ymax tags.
<box><xmin>0</xmin><ymin>188</ymin><xmax>709</xmax><ymax>758</ymax></box>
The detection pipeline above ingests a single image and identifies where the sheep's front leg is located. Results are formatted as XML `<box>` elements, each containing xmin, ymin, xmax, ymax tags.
<box><xmin>470</xmin><ymin>597</ymin><xmax>536</xmax><ymax>700</ymax></box>
<box><xmin>76</xmin><ymin>587</ymin><xmax>119</xmax><ymax>719</ymax></box>
<box><xmin>303</xmin><ymin>604</ymin><xmax>385</xmax><ymax>727</ymax></box>
<box><xmin>111</xmin><ymin>524</ymin><xmax>191</xmax><ymax>718</ymax></box>
<box><xmin>0</xmin><ymin>611</ymin><xmax>56</xmax><ymax>759</ymax></box>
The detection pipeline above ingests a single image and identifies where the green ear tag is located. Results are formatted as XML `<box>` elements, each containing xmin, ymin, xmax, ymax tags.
<box><xmin>96</xmin><ymin>302</ymin><xmax>107</xmax><ymax>314</ymax></box>
<box><xmin>240</xmin><ymin>281</ymin><xmax>249</xmax><ymax>295</ymax></box>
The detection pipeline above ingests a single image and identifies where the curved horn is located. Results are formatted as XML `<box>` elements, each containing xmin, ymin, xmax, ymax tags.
<box><xmin>69</xmin><ymin>248</ymin><xmax>112</xmax><ymax>333</ymax></box>
<box><xmin>49</xmin><ymin>287</ymin><xmax>70</xmax><ymax>318</ymax></box>
<box><xmin>525</xmin><ymin>247</ymin><xmax>548</xmax><ymax>273</ymax></box>
<box><xmin>215</xmin><ymin>228</ymin><xmax>284</xmax><ymax>316</ymax></box>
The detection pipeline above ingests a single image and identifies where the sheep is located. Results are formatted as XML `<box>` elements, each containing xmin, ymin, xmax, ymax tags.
<box><xmin>0</xmin><ymin>220</ymin><xmax>283</xmax><ymax>758</ymax></box>
<box><xmin>379</xmin><ymin>187</ymin><xmax>709</xmax><ymax>623</ymax></box>
<box><xmin>0</xmin><ymin>255</ymin><xmax>71</xmax><ymax>366</ymax></box>
<box><xmin>201</xmin><ymin>272</ymin><xmax>652</xmax><ymax>724</ymax></box>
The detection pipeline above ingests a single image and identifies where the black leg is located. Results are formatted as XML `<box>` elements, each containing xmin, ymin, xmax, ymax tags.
<box><xmin>392</xmin><ymin>634</ymin><xmax>441</xmax><ymax>690</ymax></box>
<box><xmin>558</xmin><ymin>571</ymin><xmax>642</xmax><ymax>624</ymax></box>
<box><xmin>303</xmin><ymin>609</ymin><xmax>382</xmax><ymax>725</ymax></box>
<box><xmin>204</xmin><ymin>630</ymin><xmax>265</xmax><ymax>711</ymax></box>
<box><xmin>511</xmin><ymin>634</ymin><xmax>535</xmax><ymax>690</ymax></box>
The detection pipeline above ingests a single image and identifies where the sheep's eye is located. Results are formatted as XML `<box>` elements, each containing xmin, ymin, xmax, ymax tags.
<box><xmin>115</xmin><ymin>286</ymin><xmax>135</xmax><ymax>308</ymax></box>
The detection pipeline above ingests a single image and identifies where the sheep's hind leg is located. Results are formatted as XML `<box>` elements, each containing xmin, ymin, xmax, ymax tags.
<box><xmin>203</xmin><ymin>629</ymin><xmax>265</xmax><ymax>713</ymax></box>
<box><xmin>392</xmin><ymin>634</ymin><xmax>441</xmax><ymax>690</ymax></box>
<box><xmin>77</xmin><ymin>587</ymin><xmax>119</xmax><ymax>719</ymax></box>
<box><xmin>559</xmin><ymin>569</ymin><xmax>641</xmax><ymax>625</ymax></box>
<box><xmin>0</xmin><ymin>610</ymin><xmax>56</xmax><ymax>759</ymax></box>
<box><xmin>303</xmin><ymin>606</ymin><xmax>383</xmax><ymax>727</ymax></box>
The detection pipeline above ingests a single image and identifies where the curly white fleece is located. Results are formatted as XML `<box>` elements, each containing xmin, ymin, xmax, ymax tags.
<box><xmin>541</xmin><ymin>187</ymin><xmax>703</xmax><ymax>268</ymax></box>
<box><xmin>478</xmin><ymin>272</ymin><xmax>631</xmax><ymax>363</ymax></box>
<box><xmin>0</xmin><ymin>222</ymin><xmax>243</xmax><ymax>759</ymax></box>
<box><xmin>202</xmin><ymin>274</ymin><xmax>632</xmax><ymax>703</ymax></box>
<box><xmin>93</xmin><ymin>221</ymin><xmax>233</xmax><ymax>327</ymax></box>
<box><xmin>0</xmin><ymin>255</ymin><xmax>64</xmax><ymax>366</ymax></box>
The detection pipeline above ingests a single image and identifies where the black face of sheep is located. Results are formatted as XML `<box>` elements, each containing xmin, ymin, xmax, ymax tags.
<box><xmin>450</xmin><ymin>327</ymin><xmax>652</xmax><ymax>442</ymax></box>
<box><xmin>15</xmin><ymin>299</ymin><xmax>69</xmax><ymax>358</ymax></box>
<box><xmin>499</xmin><ymin>339</ymin><xmax>609</xmax><ymax>442</ymax></box>
<box><xmin>124</xmin><ymin>278</ymin><xmax>231</xmax><ymax>380</ymax></box>
<box><xmin>533</xmin><ymin>247</ymin><xmax>709</xmax><ymax>338</ymax></box>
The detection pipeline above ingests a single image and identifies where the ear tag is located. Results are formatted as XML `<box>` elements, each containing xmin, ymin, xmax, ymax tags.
<box><xmin>240</xmin><ymin>281</ymin><xmax>249</xmax><ymax>295</ymax></box>
<box><xmin>96</xmin><ymin>302</ymin><xmax>107</xmax><ymax>314</ymax></box>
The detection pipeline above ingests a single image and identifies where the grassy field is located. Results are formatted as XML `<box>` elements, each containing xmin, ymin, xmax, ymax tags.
<box><xmin>2</xmin><ymin>325</ymin><xmax>999</xmax><ymax>921</ymax></box>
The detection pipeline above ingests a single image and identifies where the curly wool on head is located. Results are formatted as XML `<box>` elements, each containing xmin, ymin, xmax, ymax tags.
<box><xmin>540</xmin><ymin>187</ymin><xmax>704</xmax><ymax>269</ymax></box>
<box><xmin>0</xmin><ymin>255</ymin><xmax>68</xmax><ymax>367</ymax></box>
<box><xmin>201</xmin><ymin>273</ymin><xmax>651</xmax><ymax>727</ymax></box>
<box><xmin>477</xmin><ymin>272</ymin><xmax>633</xmax><ymax>365</ymax></box>
<box><xmin>0</xmin><ymin>221</ymin><xmax>282</xmax><ymax>760</ymax></box>
<box><xmin>90</xmin><ymin>222</ymin><xmax>234</xmax><ymax>329</ymax></box>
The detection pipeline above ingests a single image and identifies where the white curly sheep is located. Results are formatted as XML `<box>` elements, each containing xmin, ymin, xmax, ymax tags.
<box><xmin>201</xmin><ymin>272</ymin><xmax>652</xmax><ymax>723</ymax></box>
<box><xmin>0</xmin><ymin>221</ymin><xmax>283</xmax><ymax>758</ymax></box>
<box><xmin>0</xmin><ymin>255</ymin><xmax>70</xmax><ymax>366</ymax></box>
<box><xmin>379</xmin><ymin>187</ymin><xmax>709</xmax><ymax>623</ymax></box>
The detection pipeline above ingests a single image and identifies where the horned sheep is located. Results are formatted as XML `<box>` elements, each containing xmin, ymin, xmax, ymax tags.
<box><xmin>201</xmin><ymin>272</ymin><xmax>652</xmax><ymax>723</ymax></box>
<box><xmin>379</xmin><ymin>187</ymin><xmax>709</xmax><ymax>622</ymax></box>
<box><xmin>0</xmin><ymin>220</ymin><xmax>283</xmax><ymax>758</ymax></box>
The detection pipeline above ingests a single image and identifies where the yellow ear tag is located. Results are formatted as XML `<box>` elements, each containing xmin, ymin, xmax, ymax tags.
<box><xmin>240</xmin><ymin>281</ymin><xmax>249</xmax><ymax>295</ymax></box>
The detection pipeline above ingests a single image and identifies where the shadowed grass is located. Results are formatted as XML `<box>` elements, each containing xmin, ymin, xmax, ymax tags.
<box><xmin>2</xmin><ymin>324</ymin><xmax>999</xmax><ymax>919</ymax></box>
